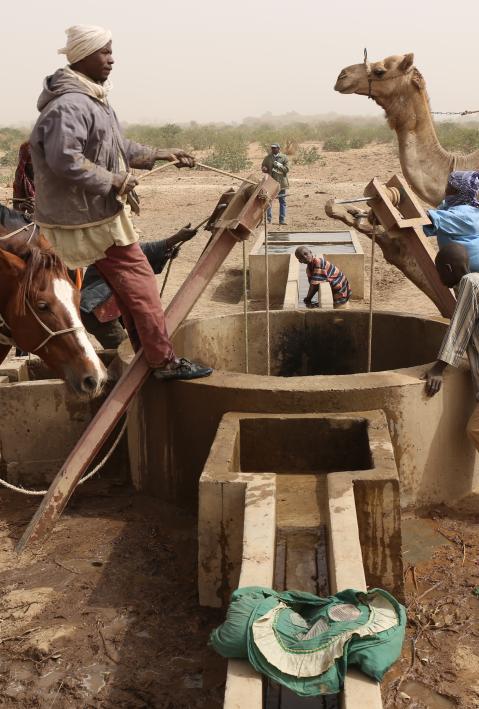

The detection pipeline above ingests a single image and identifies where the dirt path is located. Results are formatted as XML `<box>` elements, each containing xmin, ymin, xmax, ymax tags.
<box><xmin>0</xmin><ymin>143</ymin><xmax>477</xmax><ymax>708</ymax></box>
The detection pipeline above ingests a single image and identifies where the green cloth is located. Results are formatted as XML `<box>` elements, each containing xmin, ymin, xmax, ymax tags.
<box><xmin>210</xmin><ymin>586</ymin><xmax>406</xmax><ymax>697</ymax></box>
<box><xmin>262</xmin><ymin>152</ymin><xmax>290</xmax><ymax>189</ymax></box>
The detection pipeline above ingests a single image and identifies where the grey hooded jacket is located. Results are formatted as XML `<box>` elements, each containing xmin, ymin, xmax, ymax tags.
<box><xmin>30</xmin><ymin>69</ymin><xmax>157</xmax><ymax>227</ymax></box>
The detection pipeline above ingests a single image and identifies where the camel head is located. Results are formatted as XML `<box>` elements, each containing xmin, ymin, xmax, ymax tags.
<box><xmin>334</xmin><ymin>53</ymin><xmax>419</xmax><ymax>100</ymax></box>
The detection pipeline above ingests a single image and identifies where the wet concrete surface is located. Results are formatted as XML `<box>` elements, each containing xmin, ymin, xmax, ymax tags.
<box><xmin>401</xmin><ymin>516</ymin><xmax>453</xmax><ymax>566</ymax></box>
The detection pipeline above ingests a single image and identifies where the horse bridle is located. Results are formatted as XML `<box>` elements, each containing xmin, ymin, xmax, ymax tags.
<box><xmin>0</xmin><ymin>300</ymin><xmax>83</xmax><ymax>353</ymax></box>
<box><xmin>0</xmin><ymin>224</ymin><xmax>84</xmax><ymax>353</ymax></box>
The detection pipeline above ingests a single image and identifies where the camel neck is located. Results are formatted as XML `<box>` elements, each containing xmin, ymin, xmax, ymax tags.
<box><xmin>377</xmin><ymin>87</ymin><xmax>453</xmax><ymax>205</ymax></box>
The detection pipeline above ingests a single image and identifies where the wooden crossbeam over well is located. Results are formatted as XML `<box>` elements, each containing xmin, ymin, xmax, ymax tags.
<box><xmin>365</xmin><ymin>174</ymin><xmax>456</xmax><ymax>319</ymax></box>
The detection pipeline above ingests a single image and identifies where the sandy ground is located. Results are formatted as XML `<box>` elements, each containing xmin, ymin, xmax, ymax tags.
<box><xmin>0</xmin><ymin>142</ymin><xmax>478</xmax><ymax>708</ymax></box>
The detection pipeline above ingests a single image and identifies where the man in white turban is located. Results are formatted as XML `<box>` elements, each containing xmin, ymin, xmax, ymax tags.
<box><xmin>58</xmin><ymin>25</ymin><xmax>113</xmax><ymax>65</ymax></box>
<box><xmin>29</xmin><ymin>26</ymin><xmax>212</xmax><ymax>381</ymax></box>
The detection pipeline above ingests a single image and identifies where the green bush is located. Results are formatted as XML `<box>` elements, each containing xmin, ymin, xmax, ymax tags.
<box><xmin>436</xmin><ymin>122</ymin><xmax>479</xmax><ymax>153</ymax></box>
<box><xmin>294</xmin><ymin>146</ymin><xmax>324</xmax><ymax>165</ymax></box>
<box><xmin>204</xmin><ymin>134</ymin><xmax>251</xmax><ymax>172</ymax></box>
<box><xmin>0</xmin><ymin>127</ymin><xmax>28</xmax><ymax>168</ymax></box>
<box><xmin>323</xmin><ymin>135</ymin><xmax>351</xmax><ymax>152</ymax></box>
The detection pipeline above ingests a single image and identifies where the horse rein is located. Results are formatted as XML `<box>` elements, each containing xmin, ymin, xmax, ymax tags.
<box><xmin>0</xmin><ymin>224</ymin><xmax>84</xmax><ymax>353</ymax></box>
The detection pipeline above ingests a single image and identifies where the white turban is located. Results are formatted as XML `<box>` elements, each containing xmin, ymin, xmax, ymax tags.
<box><xmin>58</xmin><ymin>25</ymin><xmax>112</xmax><ymax>65</ymax></box>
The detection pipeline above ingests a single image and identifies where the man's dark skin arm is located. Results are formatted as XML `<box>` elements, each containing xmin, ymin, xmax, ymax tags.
<box><xmin>304</xmin><ymin>283</ymin><xmax>319</xmax><ymax>307</ymax></box>
<box><xmin>423</xmin><ymin>242</ymin><xmax>470</xmax><ymax>397</ymax></box>
<box><xmin>165</xmin><ymin>224</ymin><xmax>196</xmax><ymax>249</ymax></box>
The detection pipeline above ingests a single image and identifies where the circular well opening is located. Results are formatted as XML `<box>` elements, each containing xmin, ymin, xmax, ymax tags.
<box><xmin>173</xmin><ymin>310</ymin><xmax>447</xmax><ymax>377</ymax></box>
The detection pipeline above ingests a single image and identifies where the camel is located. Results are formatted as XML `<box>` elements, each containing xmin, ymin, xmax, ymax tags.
<box><xmin>334</xmin><ymin>52</ymin><xmax>479</xmax><ymax>206</ymax></box>
<box><xmin>324</xmin><ymin>53</ymin><xmax>479</xmax><ymax>311</ymax></box>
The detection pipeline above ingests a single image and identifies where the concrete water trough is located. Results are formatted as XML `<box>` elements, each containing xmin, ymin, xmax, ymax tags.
<box><xmin>0</xmin><ymin>352</ymin><xmax>125</xmax><ymax>487</ymax></box>
<box><xmin>249</xmin><ymin>229</ymin><xmax>364</xmax><ymax>307</ymax></box>
<box><xmin>199</xmin><ymin>410</ymin><xmax>398</xmax><ymax>708</ymax></box>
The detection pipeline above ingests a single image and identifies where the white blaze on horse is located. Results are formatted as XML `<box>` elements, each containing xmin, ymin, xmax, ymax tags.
<box><xmin>0</xmin><ymin>205</ymin><xmax>107</xmax><ymax>397</ymax></box>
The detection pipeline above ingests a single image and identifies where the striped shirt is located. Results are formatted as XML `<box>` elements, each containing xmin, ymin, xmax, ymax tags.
<box><xmin>438</xmin><ymin>273</ymin><xmax>479</xmax><ymax>396</ymax></box>
<box><xmin>306</xmin><ymin>256</ymin><xmax>351</xmax><ymax>304</ymax></box>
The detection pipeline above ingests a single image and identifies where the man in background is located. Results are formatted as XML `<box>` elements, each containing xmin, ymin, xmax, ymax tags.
<box><xmin>262</xmin><ymin>143</ymin><xmax>289</xmax><ymax>225</ymax></box>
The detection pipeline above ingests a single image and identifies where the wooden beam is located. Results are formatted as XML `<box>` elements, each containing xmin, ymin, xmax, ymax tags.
<box><xmin>365</xmin><ymin>175</ymin><xmax>456</xmax><ymax>319</ymax></box>
<box><xmin>16</xmin><ymin>175</ymin><xmax>279</xmax><ymax>553</ymax></box>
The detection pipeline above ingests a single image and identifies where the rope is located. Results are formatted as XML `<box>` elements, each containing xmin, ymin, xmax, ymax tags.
<box><xmin>136</xmin><ymin>159</ymin><xmax>257</xmax><ymax>186</ymax></box>
<box><xmin>367</xmin><ymin>218</ymin><xmax>377</xmax><ymax>373</ymax></box>
<box><xmin>0</xmin><ymin>417</ymin><xmax>127</xmax><ymax>496</ymax></box>
<box><xmin>242</xmin><ymin>240</ymin><xmax>249</xmax><ymax>373</ymax></box>
<box><xmin>160</xmin><ymin>255</ymin><xmax>175</xmax><ymax>298</ymax></box>
<box><xmin>195</xmin><ymin>163</ymin><xmax>257</xmax><ymax>186</ymax></box>
<box><xmin>159</xmin><ymin>215</ymin><xmax>212</xmax><ymax>298</ymax></box>
<box><xmin>264</xmin><ymin>212</ymin><xmax>271</xmax><ymax>376</ymax></box>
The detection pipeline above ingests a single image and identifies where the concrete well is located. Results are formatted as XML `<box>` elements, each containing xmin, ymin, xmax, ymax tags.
<box><xmin>126</xmin><ymin>309</ymin><xmax>479</xmax><ymax>509</ymax></box>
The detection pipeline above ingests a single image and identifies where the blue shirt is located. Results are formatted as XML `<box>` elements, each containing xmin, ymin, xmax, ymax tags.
<box><xmin>424</xmin><ymin>203</ymin><xmax>479</xmax><ymax>272</ymax></box>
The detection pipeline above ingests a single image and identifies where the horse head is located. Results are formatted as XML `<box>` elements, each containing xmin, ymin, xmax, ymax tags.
<box><xmin>0</xmin><ymin>237</ymin><xmax>107</xmax><ymax>398</ymax></box>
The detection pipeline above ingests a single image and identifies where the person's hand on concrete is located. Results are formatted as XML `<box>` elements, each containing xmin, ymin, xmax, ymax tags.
<box><xmin>422</xmin><ymin>361</ymin><xmax>447</xmax><ymax>396</ymax></box>
<box><xmin>155</xmin><ymin>148</ymin><xmax>195</xmax><ymax>168</ymax></box>
<box><xmin>112</xmin><ymin>172</ymin><xmax>139</xmax><ymax>194</ymax></box>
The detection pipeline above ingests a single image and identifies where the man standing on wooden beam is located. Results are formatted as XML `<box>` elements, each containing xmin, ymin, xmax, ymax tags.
<box><xmin>30</xmin><ymin>25</ymin><xmax>212</xmax><ymax>382</ymax></box>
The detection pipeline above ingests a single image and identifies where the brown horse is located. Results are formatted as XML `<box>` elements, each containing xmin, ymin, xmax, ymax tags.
<box><xmin>0</xmin><ymin>205</ymin><xmax>107</xmax><ymax>397</ymax></box>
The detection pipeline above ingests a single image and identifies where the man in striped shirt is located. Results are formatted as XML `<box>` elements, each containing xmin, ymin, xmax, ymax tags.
<box><xmin>425</xmin><ymin>244</ymin><xmax>479</xmax><ymax>450</ymax></box>
<box><xmin>295</xmin><ymin>246</ymin><xmax>352</xmax><ymax>307</ymax></box>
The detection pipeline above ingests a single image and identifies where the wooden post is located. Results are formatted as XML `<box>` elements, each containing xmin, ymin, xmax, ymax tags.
<box><xmin>365</xmin><ymin>174</ymin><xmax>456</xmax><ymax>318</ymax></box>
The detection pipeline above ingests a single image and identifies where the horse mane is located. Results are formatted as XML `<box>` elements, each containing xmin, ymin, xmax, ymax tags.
<box><xmin>17</xmin><ymin>245</ymin><xmax>69</xmax><ymax>312</ymax></box>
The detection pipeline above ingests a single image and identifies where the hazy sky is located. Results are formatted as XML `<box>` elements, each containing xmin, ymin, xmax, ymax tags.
<box><xmin>2</xmin><ymin>0</ymin><xmax>478</xmax><ymax>126</ymax></box>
